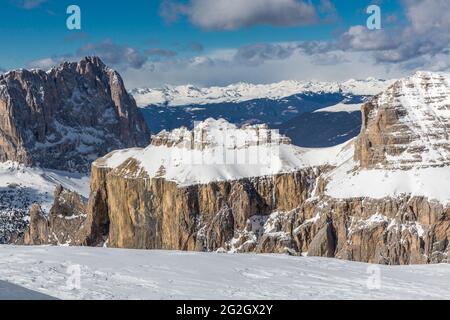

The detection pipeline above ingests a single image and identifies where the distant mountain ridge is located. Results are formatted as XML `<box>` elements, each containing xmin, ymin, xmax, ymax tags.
<box><xmin>131</xmin><ymin>78</ymin><xmax>395</xmax><ymax>107</ymax></box>
<box><xmin>133</xmin><ymin>78</ymin><xmax>395</xmax><ymax>147</ymax></box>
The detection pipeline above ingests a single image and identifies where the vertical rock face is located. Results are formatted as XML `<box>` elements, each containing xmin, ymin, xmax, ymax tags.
<box><xmin>355</xmin><ymin>71</ymin><xmax>450</xmax><ymax>169</ymax></box>
<box><xmin>22</xmin><ymin>185</ymin><xmax>88</xmax><ymax>246</ymax></box>
<box><xmin>95</xmin><ymin>164</ymin><xmax>320</xmax><ymax>251</ymax></box>
<box><xmin>0</xmin><ymin>56</ymin><xmax>150</xmax><ymax>172</ymax></box>
<box><xmin>23</xmin><ymin>204</ymin><xmax>49</xmax><ymax>245</ymax></box>
<box><xmin>307</xmin><ymin>223</ymin><xmax>336</xmax><ymax>258</ymax></box>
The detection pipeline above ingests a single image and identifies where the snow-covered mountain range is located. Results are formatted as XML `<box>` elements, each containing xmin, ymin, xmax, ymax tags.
<box><xmin>133</xmin><ymin>78</ymin><xmax>395</xmax><ymax>147</ymax></box>
<box><xmin>0</xmin><ymin>57</ymin><xmax>449</xmax><ymax>267</ymax></box>
<box><xmin>131</xmin><ymin>78</ymin><xmax>395</xmax><ymax>107</ymax></box>
<box><xmin>26</xmin><ymin>70</ymin><xmax>449</xmax><ymax>265</ymax></box>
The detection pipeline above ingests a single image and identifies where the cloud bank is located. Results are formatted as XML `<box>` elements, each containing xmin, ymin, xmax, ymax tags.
<box><xmin>160</xmin><ymin>0</ymin><xmax>320</xmax><ymax>30</ymax></box>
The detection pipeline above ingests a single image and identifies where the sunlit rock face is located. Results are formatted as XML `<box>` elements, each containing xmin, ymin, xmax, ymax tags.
<box><xmin>356</xmin><ymin>71</ymin><xmax>450</xmax><ymax>169</ymax></box>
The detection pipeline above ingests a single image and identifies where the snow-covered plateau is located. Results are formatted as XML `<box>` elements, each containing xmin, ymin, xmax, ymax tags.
<box><xmin>97</xmin><ymin>118</ymin><xmax>349</xmax><ymax>187</ymax></box>
<box><xmin>1</xmin><ymin>245</ymin><xmax>449</xmax><ymax>300</ymax></box>
<box><xmin>95</xmin><ymin>116</ymin><xmax>450</xmax><ymax>205</ymax></box>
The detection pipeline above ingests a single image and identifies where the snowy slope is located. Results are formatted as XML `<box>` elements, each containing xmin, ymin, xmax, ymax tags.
<box><xmin>0</xmin><ymin>162</ymin><xmax>89</xmax><ymax>213</ymax></box>
<box><xmin>96</xmin><ymin>119</ymin><xmax>348</xmax><ymax>186</ymax></box>
<box><xmin>0</xmin><ymin>162</ymin><xmax>90</xmax><ymax>243</ymax></box>
<box><xmin>1</xmin><ymin>245</ymin><xmax>449</xmax><ymax>300</ymax></box>
<box><xmin>0</xmin><ymin>162</ymin><xmax>90</xmax><ymax>207</ymax></box>
<box><xmin>132</xmin><ymin>78</ymin><xmax>394</xmax><ymax>107</ymax></box>
<box><xmin>314</xmin><ymin>102</ymin><xmax>362</xmax><ymax>113</ymax></box>
<box><xmin>324</xmin><ymin>154</ymin><xmax>450</xmax><ymax>205</ymax></box>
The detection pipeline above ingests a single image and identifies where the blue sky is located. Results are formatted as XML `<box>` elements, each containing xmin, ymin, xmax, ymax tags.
<box><xmin>0</xmin><ymin>0</ymin><xmax>448</xmax><ymax>87</ymax></box>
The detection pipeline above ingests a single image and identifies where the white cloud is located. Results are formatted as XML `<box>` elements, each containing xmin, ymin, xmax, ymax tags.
<box><xmin>339</xmin><ymin>0</ymin><xmax>450</xmax><ymax>64</ymax></box>
<box><xmin>119</xmin><ymin>48</ymin><xmax>405</xmax><ymax>89</ymax></box>
<box><xmin>160</xmin><ymin>0</ymin><xmax>319</xmax><ymax>30</ymax></box>
<box><xmin>27</xmin><ymin>57</ymin><xmax>69</xmax><ymax>70</ymax></box>
<box><xmin>13</xmin><ymin>0</ymin><xmax>47</xmax><ymax>9</ymax></box>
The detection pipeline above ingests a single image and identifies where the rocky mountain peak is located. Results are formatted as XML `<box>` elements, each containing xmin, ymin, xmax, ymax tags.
<box><xmin>355</xmin><ymin>71</ymin><xmax>450</xmax><ymax>169</ymax></box>
<box><xmin>0</xmin><ymin>57</ymin><xmax>150</xmax><ymax>172</ymax></box>
<box><xmin>151</xmin><ymin>118</ymin><xmax>291</xmax><ymax>150</ymax></box>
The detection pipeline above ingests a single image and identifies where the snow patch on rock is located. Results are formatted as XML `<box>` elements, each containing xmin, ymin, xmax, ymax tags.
<box><xmin>95</xmin><ymin>119</ymin><xmax>350</xmax><ymax>186</ymax></box>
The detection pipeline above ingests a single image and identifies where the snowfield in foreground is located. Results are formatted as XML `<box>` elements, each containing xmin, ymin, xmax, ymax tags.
<box><xmin>1</xmin><ymin>246</ymin><xmax>449</xmax><ymax>300</ymax></box>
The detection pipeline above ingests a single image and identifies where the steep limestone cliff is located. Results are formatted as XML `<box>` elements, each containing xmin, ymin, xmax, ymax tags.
<box><xmin>23</xmin><ymin>185</ymin><xmax>88</xmax><ymax>246</ymax></box>
<box><xmin>355</xmin><ymin>71</ymin><xmax>450</xmax><ymax>169</ymax></box>
<box><xmin>0</xmin><ymin>56</ymin><xmax>150</xmax><ymax>172</ymax></box>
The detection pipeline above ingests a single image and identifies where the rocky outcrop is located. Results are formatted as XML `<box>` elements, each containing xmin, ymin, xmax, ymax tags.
<box><xmin>23</xmin><ymin>204</ymin><xmax>49</xmax><ymax>245</ymax></box>
<box><xmin>307</xmin><ymin>223</ymin><xmax>336</xmax><ymax>258</ymax></box>
<box><xmin>35</xmin><ymin>174</ymin><xmax>449</xmax><ymax>264</ymax></box>
<box><xmin>298</xmin><ymin>196</ymin><xmax>449</xmax><ymax>264</ymax></box>
<box><xmin>226</xmin><ymin>196</ymin><xmax>449</xmax><ymax>264</ymax></box>
<box><xmin>22</xmin><ymin>185</ymin><xmax>88</xmax><ymax>246</ymax></box>
<box><xmin>0</xmin><ymin>56</ymin><xmax>150</xmax><ymax>172</ymax></box>
<box><xmin>355</xmin><ymin>71</ymin><xmax>450</xmax><ymax>169</ymax></box>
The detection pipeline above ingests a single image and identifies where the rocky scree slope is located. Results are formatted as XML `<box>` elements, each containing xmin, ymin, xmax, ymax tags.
<box><xmin>25</xmin><ymin>72</ymin><xmax>450</xmax><ymax>265</ymax></box>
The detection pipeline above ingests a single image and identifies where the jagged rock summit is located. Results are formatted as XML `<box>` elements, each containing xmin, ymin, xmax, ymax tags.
<box><xmin>0</xmin><ymin>56</ymin><xmax>150</xmax><ymax>172</ymax></box>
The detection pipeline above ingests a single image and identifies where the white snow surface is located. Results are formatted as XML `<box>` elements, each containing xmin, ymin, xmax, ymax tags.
<box><xmin>314</xmin><ymin>103</ymin><xmax>362</xmax><ymax>113</ymax></box>
<box><xmin>324</xmin><ymin>152</ymin><xmax>450</xmax><ymax>205</ymax></box>
<box><xmin>0</xmin><ymin>245</ymin><xmax>449</xmax><ymax>300</ymax></box>
<box><xmin>131</xmin><ymin>78</ymin><xmax>395</xmax><ymax>107</ymax></box>
<box><xmin>96</xmin><ymin>119</ymin><xmax>349</xmax><ymax>186</ymax></box>
<box><xmin>0</xmin><ymin>162</ymin><xmax>90</xmax><ymax>212</ymax></box>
